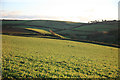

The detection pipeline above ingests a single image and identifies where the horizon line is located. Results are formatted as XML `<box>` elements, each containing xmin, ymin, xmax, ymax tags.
<box><xmin>0</xmin><ymin>18</ymin><xmax>119</xmax><ymax>23</ymax></box>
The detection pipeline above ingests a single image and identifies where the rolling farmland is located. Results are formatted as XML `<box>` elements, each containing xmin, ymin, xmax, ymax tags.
<box><xmin>1</xmin><ymin>20</ymin><xmax>119</xmax><ymax>79</ymax></box>
<box><xmin>2</xmin><ymin>20</ymin><xmax>119</xmax><ymax>46</ymax></box>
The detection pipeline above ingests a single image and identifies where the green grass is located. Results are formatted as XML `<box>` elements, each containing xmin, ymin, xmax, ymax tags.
<box><xmin>25</xmin><ymin>28</ymin><xmax>51</xmax><ymax>35</ymax></box>
<box><xmin>13</xmin><ymin>26</ymin><xmax>36</xmax><ymax>28</ymax></box>
<box><xmin>14</xmin><ymin>25</ymin><xmax>53</xmax><ymax>32</ymax></box>
<box><xmin>73</xmin><ymin>23</ymin><xmax>118</xmax><ymax>31</ymax></box>
<box><xmin>56</xmin><ymin>23</ymin><xmax>119</xmax><ymax>40</ymax></box>
<box><xmin>2</xmin><ymin>35</ymin><xmax>118</xmax><ymax>78</ymax></box>
<box><xmin>24</xmin><ymin>20</ymin><xmax>83</xmax><ymax>29</ymax></box>
<box><xmin>57</xmin><ymin>30</ymin><xmax>91</xmax><ymax>35</ymax></box>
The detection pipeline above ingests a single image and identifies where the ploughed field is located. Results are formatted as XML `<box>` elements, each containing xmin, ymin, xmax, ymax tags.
<box><xmin>2</xmin><ymin>35</ymin><xmax>118</xmax><ymax>78</ymax></box>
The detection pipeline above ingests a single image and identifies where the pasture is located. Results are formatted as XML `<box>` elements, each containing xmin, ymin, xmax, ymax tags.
<box><xmin>2</xmin><ymin>35</ymin><xmax>118</xmax><ymax>78</ymax></box>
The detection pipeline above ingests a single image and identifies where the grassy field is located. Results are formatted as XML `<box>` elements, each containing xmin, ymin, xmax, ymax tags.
<box><xmin>25</xmin><ymin>28</ymin><xmax>51</xmax><ymax>35</ymax></box>
<box><xmin>73</xmin><ymin>23</ymin><xmax>118</xmax><ymax>31</ymax></box>
<box><xmin>2</xmin><ymin>35</ymin><xmax>118</xmax><ymax>78</ymax></box>
<box><xmin>57</xmin><ymin>22</ymin><xmax>118</xmax><ymax>36</ymax></box>
<box><xmin>2</xmin><ymin>20</ymin><xmax>83</xmax><ymax>30</ymax></box>
<box><xmin>24</xmin><ymin>20</ymin><xmax>83</xmax><ymax>29</ymax></box>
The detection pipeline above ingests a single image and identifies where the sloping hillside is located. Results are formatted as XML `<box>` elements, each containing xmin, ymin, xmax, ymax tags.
<box><xmin>2</xmin><ymin>20</ymin><xmax>119</xmax><ymax>46</ymax></box>
<box><xmin>56</xmin><ymin>22</ymin><xmax>119</xmax><ymax>45</ymax></box>
<box><xmin>2</xmin><ymin>35</ymin><xmax>118</xmax><ymax>78</ymax></box>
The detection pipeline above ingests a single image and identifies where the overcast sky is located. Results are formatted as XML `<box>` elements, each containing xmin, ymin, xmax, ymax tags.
<box><xmin>118</xmin><ymin>1</ymin><xmax>120</xmax><ymax>20</ymax></box>
<box><xmin>1</xmin><ymin>0</ymin><xmax>119</xmax><ymax>22</ymax></box>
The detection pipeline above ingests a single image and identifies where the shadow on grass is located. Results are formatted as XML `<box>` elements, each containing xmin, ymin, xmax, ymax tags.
<box><xmin>2</xmin><ymin>32</ymin><xmax>120</xmax><ymax>48</ymax></box>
